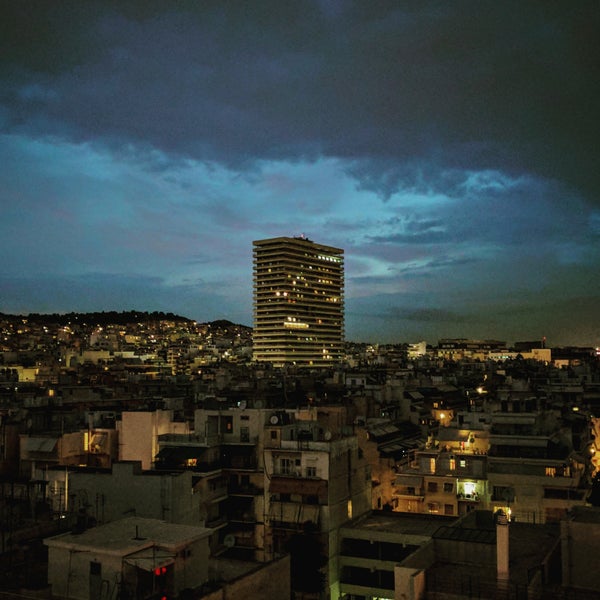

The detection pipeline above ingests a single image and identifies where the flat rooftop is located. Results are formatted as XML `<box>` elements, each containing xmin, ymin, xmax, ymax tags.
<box><xmin>341</xmin><ymin>510</ymin><xmax>457</xmax><ymax>542</ymax></box>
<box><xmin>44</xmin><ymin>517</ymin><xmax>212</xmax><ymax>554</ymax></box>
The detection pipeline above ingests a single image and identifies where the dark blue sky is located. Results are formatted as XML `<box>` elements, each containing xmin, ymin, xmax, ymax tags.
<box><xmin>1</xmin><ymin>1</ymin><xmax>599</xmax><ymax>346</ymax></box>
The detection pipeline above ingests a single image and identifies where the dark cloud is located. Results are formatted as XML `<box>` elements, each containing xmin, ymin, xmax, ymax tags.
<box><xmin>1</xmin><ymin>1</ymin><xmax>599</xmax><ymax>200</ymax></box>
<box><xmin>2</xmin><ymin>1</ymin><xmax>600</xmax><ymax>346</ymax></box>
<box><xmin>391</xmin><ymin>307</ymin><xmax>469</xmax><ymax>324</ymax></box>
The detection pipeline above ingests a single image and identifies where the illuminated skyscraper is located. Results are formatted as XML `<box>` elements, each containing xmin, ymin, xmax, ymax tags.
<box><xmin>252</xmin><ymin>236</ymin><xmax>344</xmax><ymax>366</ymax></box>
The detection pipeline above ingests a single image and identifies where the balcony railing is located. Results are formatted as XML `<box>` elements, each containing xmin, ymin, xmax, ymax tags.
<box><xmin>158</xmin><ymin>433</ymin><xmax>221</xmax><ymax>446</ymax></box>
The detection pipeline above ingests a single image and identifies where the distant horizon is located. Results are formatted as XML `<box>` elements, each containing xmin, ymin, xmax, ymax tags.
<box><xmin>2</xmin><ymin>308</ymin><xmax>596</xmax><ymax>350</ymax></box>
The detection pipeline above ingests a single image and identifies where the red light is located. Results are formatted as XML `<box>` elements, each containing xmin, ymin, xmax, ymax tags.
<box><xmin>154</xmin><ymin>568</ymin><xmax>161</xmax><ymax>576</ymax></box>
<box><xmin>161</xmin><ymin>567</ymin><xmax>167</xmax><ymax>574</ymax></box>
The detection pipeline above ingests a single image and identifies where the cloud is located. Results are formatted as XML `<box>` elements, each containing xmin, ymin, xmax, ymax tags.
<box><xmin>1</xmin><ymin>2</ymin><xmax>599</xmax><ymax>347</ymax></box>
<box><xmin>1</xmin><ymin>2</ymin><xmax>599</xmax><ymax>201</ymax></box>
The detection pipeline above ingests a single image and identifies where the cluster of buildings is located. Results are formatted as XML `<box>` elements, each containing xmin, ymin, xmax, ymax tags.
<box><xmin>1</xmin><ymin>236</ymin><xmax>600</xmax><ymax>600</ymax></box>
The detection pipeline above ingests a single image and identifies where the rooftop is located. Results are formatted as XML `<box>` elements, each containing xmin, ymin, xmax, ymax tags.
<box><xmin>44</xmin><ymin>516</ymin><xmax>212</xmax><ymax>554</ymax></box>
<box><xmin>341</xmin><ymin>510</ymin><xmax>457</xmax><ymax>541</ymax></box>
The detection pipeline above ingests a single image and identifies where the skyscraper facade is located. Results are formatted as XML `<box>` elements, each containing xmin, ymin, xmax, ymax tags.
<box><xmin>252</xmin><ymin>236</ymin><xmax>344</xmax><ymax>367</ymax></box>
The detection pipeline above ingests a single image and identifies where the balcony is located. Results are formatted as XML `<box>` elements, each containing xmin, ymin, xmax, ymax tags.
<box><xmin>457</xmin><ymin>492</ymin><xmax>481</xmax><ymax>503</ymax></box>
<box><xmin>158</xmin><ymin>433</ymin><xmax>221</xmax><ymax>446</ymax></box>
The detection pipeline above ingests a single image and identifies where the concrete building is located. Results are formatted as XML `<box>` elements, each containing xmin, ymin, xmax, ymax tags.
<box><xmin>393</xmin><ymin>428</ymin><xmax>489</xmax><ymax>518</ymax></box>
<box><xmin>561</xmin><ymin>506</ymin><xmax>600</xmax><ymax>596</ymax></box>
<box><xmin>486</xmin><ymin>411</ymin><xmax>588</xmax><ymax>523</ymax></box>
<box><xmin>44</xmin><ymin>461</ymin><xmax>205</xmax><ymax>527</ymax></box>
<box><xmin>395</xmin><ymin>510</ymin><xmax>562</xmax><ymax>600</ymax></box>
<box><xmin>263</xmin><ymin>407</ymin><xmax>371</xmax><ymax>599</ymax></box>
<box><xmin>119</xmin><ymin>409</ymin><xmax>188</xmax><ymax>470</ymax></box>
<box><xmin>339</xmin><ymin>511</ymin><xmax>454</xmax><ymax>600</ymax></box>
<box><xmin>44</xmin><ymin>516</ymin><xmax>212</xmax><ymax>600</ymax></box>
<box><xmin>252</xmin><ymin>236</ymin><xmax>344</xmax><ymax>367</ymax></box>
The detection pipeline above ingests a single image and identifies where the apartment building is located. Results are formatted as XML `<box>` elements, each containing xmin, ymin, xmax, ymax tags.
<box><xmin>263</xmin><ymin>407</ymin><xmax>371</xmax><ymax>599</ymax></box>
<box><xmin>252</xmin><ymin>236</ymin><xmax>344</xmax><ymax>367</ymax></box>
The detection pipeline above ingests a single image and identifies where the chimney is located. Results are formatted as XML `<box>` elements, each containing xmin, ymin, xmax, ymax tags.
<box><xmin>496</xmin><ymin>509</ymin><xmax>510</xmax><ymax>585</ymax></box>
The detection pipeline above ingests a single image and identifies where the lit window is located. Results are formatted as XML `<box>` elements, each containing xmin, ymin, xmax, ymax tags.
<box><xmin>429</xmin><ymin>458</ymin><xmax>436</xmax><ymax>473</ymax></box>
<box><xmin>545</xmin><ymin>467</ymin><xmax>556</xmax><ymax>477</ymax></box>
<box><xmin>463</xmin><ymin>482</ymin><xmax>476</xmax><ymax>496</ymax></box>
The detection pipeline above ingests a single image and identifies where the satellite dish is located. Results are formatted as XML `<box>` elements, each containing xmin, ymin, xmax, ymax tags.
<box><xmin>324</xmin><ymin>430</ymin><xmax>332</xmax><ymax>440</ymax></box>
<box><xmin>238</xmin><ymin>400</ymin><xmax>247</xmax><ymax>410</ymax></box>
<box><xmin>223</xmin><ymin>534</ymin><xmax>236</xmax><ymax>548</ymax></box>
<box><xmin>270</xmin><ymin>415</ymin><xmax>279</xmax><ymax>425</ymax></box>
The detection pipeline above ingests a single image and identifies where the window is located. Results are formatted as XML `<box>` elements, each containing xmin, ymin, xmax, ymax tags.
<box><xmin>427</xmin><ymin>481</ymin><xmax>438</xmax><ymax>493</ymax></box>
<box><xmin>240</xmin><ymin>426</ymin><xmax>249</xmax><ymax>442</ymax></box>
<box><xmin>459</xmin><ymin>459</ymin><xmax>467</xmax><ymax>468</ymax></box>
<box><xmin>545</xmin><ymin>467</ymin><xmax>556</xmax><ymax>477</ymax></box>
<box><xmin>280</xmin><ymin>458</ymin><xmax>293</xmax><ymax>475</ymax></box>
<box><xmin>429</xmin><ymin>458</ymin><xmax>436</xmax><ymax>473</ymax></box>
<box><xmin>306</xmin><ymin>466</ymin><xmax>317</xmax><ymax>478</ymax></box>
<box><xmin>271</xmin><ymin>430</ymin><xmax>278</xmax><ymax>440</ymax></box>
<box><xmin>449</xmin><ymin>458</ymin><xmax>456</xmax><ymax>471</ymax></box>
<box><xmin>444</xmin><ymin>482</ymin><xmax>453</xmax><ymax>493</ymax></box>
<box><xmin>444</xmin><ymin>504</ymin><xmax>454</xmax><ymax>515</ymax></box>
<box><xmin>220</xmin><ymin>416</ymin><xmax>233</xmax><ymax>434</ymax></box>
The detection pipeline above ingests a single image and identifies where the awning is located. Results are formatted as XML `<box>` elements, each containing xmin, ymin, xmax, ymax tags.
<box><xmin>269</xmin><ymin>478</ymin><xmax>327</xmax><ymax>500</ymax></box>
<box><xmin>299</xmin><ymin>505</ymin><xmax>319</xmax><ymax>523</ymax></box>
<box><xmin>23</xmin><ymin>437</ymin><xmax>58</xmax><ymax>453</ymax></box>
<box><xmin>269</xmin><ymin>502</ymin><xmax>320</xmax><ymax>525</ymax></box>
<box><xmin>269</xmin><ymin>501</ymin><xmax>300</xmax><ymax>522</ymax></box>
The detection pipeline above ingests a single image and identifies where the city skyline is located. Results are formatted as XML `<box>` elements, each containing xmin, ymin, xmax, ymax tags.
<box><xmin>1</xmin><ymin>2</ymin><xmax>599</xmax><ymax>346</ymax></box>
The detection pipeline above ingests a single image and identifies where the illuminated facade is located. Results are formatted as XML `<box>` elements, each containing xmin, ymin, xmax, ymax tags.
<box><xmin>252</xmin><ymin>236</ymin><xmax>344</xmax><ymax>367</ymax></box>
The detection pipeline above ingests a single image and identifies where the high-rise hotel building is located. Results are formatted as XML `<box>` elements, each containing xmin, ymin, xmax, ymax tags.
<box><xmin>252</xmin><ymin>236</ymin><xmax>344</xmax><ymax>367</ymax></box>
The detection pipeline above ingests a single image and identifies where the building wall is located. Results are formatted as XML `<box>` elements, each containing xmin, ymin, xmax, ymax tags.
<box><xmin>47</xmin><ymin>543</ymin><xmax>125</xmax><ymax>600</ymax></box>
<box><xmin>68</xmin><ymin>462</ymin><xmax>203</xmax><ymax>525</ymax></box>
<box><xmin>119</xmin><ymin>410</ymin><xmax>174</xmax><ymax>469</ymax></box>
<box><xmin>561</xmin><ymin>515</ymin><xmax>600</xmax><ymax>592</ymax></box>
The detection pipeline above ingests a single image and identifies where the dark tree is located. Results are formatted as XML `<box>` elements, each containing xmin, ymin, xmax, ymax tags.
<box><xmin>285</xmin><ymin>521</ymin><xmax>328</xmax><ymax>595</ymax></box>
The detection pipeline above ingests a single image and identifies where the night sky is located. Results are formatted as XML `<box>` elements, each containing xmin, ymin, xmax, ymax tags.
<box><xmin>1</xmin><ymin>1</ymin><xmax>599</xmax><ymax>346</ymax></box>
